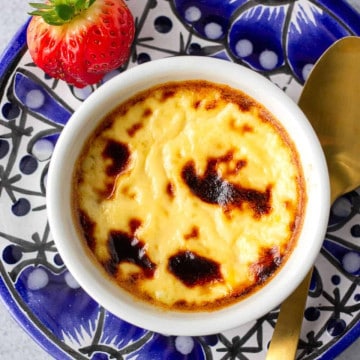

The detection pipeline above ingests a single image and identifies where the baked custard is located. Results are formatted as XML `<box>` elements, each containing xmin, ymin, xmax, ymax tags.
<box><xmin>72</xmin><ymin>80</ymin><xmax>306</xmax><ymax>311</ymax></box>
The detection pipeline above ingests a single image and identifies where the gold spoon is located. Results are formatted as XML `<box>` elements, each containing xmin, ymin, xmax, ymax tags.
<box><xmin>266</xmin><ymin>36</ymin><xmax>360</xmax><ymax>360</ymax></box>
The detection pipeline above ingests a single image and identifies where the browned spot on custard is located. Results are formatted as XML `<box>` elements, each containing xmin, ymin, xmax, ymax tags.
<box><xmin>128</xmin><ymin>272</ymin><xmax>141</xmax><ymax>284</ymax></box>
<box><xmin>250</xmin><ymin>247</ymin><xmax>282</xmax><ymax>284</ymax></box>
<box><xmin>101</xmin><ymin>140</ymin><xmax>131</xmax><ymax>198</ymax></box>
<box><xmin>242</xmin><ymin>124</ymin><xmax>253</xmax><ymax>133</ymax></box>
<box><xmin>184</xmin><ymin>226</ymin><xmax>199</xmax><ymax>240</ymax></box>
<box><xmin>120</xmin><ymin>185</ymin><xmax>136</xmax><ymax>200</ymax></box>
<box><xmin>192</xmin><ymin>98</ymin><xmax>219</xmax><ymax>110</ymax></box>
<box><xmin>161</xmin><ymin>89</ymin><xmax>176</xmax><ymax>102</ymax></box>
<box><xmin>143</xmin><ymin>108</ymin><xmax>152</xmax><ymax>117</ymax></box>
<box><xmin>289</xmin><ymin>220</ymin><xmax>296</xmax><ymax>232</ymax></box>
<box><xmin>129</xmin><ymin>218</ymin><xmax>142</xmax><ymax>233</ymax></box>
<box><xmin>235</xmin><ymin>159</ymin><xmax>247</xmax><ymax>172</ymax></box>
<box><xmin>126</xmin><ymin>93</ymin><xmax>147</xmax><ymax>109</ymax></box>
<box><xmin>193</xmin><ymin>100</ymin><xmax>201</xmax><ymax>109</ymax></box>
<box><xmin>283</xmin><ymin>200</ymin><xmax>298</xmax><ymax>213</ymax></box>
<box><xmin>205</xmin><ymin>100</ymin><xmax>218</xmax><ymax>110</ymax></box>
<box><xmin>74</xmin><ymin>171</ymin><xmax>84</xmax><ymax>186</ymax></box>
<box><xmin>166</xmin><ymin>182</ymin><xmax>175</xmax><ymax>198</ymax></box>
<box><xmin>173</xmin><ymin>299</ymin><xmax>188</xmax><ymax>308</ymax></box>
<box><xmin>229</xmin><ymin>118</ymin><xmax>254</xmax><ymax>134</ymax></box>
<box><xmin>181</xmin><ymin>153</ymin><xmax>272</xmax><ymax>217</ymax></box>
<box><xmin>220</xmin><ymin>90</ymin><xmax>255</xmax><ymax>112</ymax></box>
<box><xmin>168</xmin><ymin>250</ymin><xmax>223</xmax><ymax>287</ymax></box>
<box><xmin>93</xmin><ymin>116</ymin><xmax>113</xmax><ymax>135</ymax></box>
<box><xmin>258</xmin><ymin>107</ymin><xmax>275</xmax><ymax>124</ymax></box>
<box><xmin>103</xmin><ymin>140</ymin><xmax>130</xmax><ymax>176</ymax></box>
<box><xmin>210</xmin><ymin>150</ymin><xmax>247</xmax><ymax>177</ymax></box>
<box><xmin>127</xmin><ymin>122</ymin><xmax>144</xmax><ymax>137</ymax></box>
<box><xmin>105</xmin><ymin>219</ymin><xmax>157</xmax><ymax>278</ymax></box>
<box><xmin>78</xmin><ymin>210</ymin><xmax>96</xmax><ymax>251</ymax></box>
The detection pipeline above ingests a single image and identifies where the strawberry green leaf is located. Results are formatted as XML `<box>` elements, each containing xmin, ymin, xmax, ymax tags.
<box><xmin>29</xmin><ymin>3</ymin><xmax>53</xmax><ymax>9</ymax></box>
<box><xmin>55</xmin><ymin>4</ymin><xmax>75</xmax><ymax>21</ymax></box>
<box><xmin>75</xmin><ymin>0</ymin><xmax>86</xmax><ymax>8</ymax></box>
<box><xmin>29</xmin><ymin>0</ymin><xmax>97</xmax><ymax>26</ymax></box>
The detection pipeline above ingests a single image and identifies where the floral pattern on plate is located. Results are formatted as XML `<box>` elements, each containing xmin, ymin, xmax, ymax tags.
<box><xmin>1</xmin><ymin>1</ymin><xmax>360</xmax><ymax>359</ymax></box>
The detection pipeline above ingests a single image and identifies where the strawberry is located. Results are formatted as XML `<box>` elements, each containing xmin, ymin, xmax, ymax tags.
<box><xmin>27</xmin><ymin>0</ymin><xmax>135</xmax><ymax>88</ymax></box>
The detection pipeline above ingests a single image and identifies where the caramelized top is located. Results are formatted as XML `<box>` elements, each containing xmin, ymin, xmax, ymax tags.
<box><xmin>72</xmin><ymin>80</ymin><xmax>306</xmax><ymax>311</ymax></box>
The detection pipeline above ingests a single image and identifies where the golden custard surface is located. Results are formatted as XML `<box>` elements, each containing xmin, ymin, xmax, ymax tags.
<box><xmin>73</xmin><ymin>80</ymin><xmax>305</xmax><ymax>311</ymax></box>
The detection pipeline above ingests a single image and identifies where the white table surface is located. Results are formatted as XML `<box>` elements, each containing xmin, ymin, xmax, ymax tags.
<box><xmin>1</xmin><ymin>1</ymin><xmax>360</xmax><ymax>359</ymax></box>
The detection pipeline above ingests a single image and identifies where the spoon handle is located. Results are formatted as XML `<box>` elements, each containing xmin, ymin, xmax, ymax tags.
<box><xmin>266</xmin><ymin>270</ymin><xmax>312</xmax><ymax>360</ymax></box>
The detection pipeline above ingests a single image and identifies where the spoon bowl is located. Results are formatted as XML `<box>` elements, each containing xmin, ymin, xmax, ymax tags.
<box><xmin>300</xmin><ymin>37</ymin><xmax>360</xmax><ymax>203</ymax></box>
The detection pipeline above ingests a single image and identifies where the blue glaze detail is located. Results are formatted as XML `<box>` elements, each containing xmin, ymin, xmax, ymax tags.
<box><xmin>11</xmin><ymin>198</ymin><xmax>31</xmax><ymax>216</ymax></box>
<box><xmin>228</xmin><ymin>4</ymin><xmax>286</xmax><ymax>71</ymax></box>
<box><xmin>0</xmin><ymin>139</ymin><xmax>10</xmax><ymax>159</ymax></box>
<box><xmin>19</xmin><ymin>155</ymin><xmax>38</xmax><ymax>175</ymax></box>
<box><xmin>2</xmin><ymin>245</ymin><xmax>23</xmax><ymax>265</ymax></box>
<box><xmin>12</xmin><ymin>72</ymin><xmax>73</xmax><ymax>126</ymax></box>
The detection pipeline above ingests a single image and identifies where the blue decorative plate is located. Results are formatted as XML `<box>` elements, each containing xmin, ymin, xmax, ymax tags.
<box><xmin>1</xmin><ymin>1</ymin><xmax>360</xmax><ymax>359</ymax></box>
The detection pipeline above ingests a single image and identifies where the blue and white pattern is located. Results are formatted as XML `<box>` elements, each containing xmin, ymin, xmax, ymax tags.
<box><xmin>1</xmin><ymin>0</ymin><xmax>360</xmax><ymax>359</ymax></box>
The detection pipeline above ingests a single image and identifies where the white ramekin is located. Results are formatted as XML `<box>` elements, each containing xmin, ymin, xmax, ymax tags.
<box><xmin>46</xmin><ymin>56</ymin><xmax>330</xmax><ymax>336</ymax></box>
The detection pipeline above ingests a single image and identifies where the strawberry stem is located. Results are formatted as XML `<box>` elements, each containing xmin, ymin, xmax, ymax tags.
<box><xmin>29</xmin><ymin>0</ymin><xmax>96</xmax><ymax>25</ymax></box>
